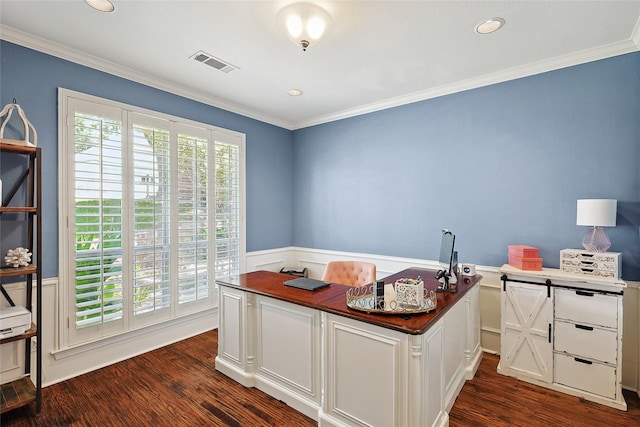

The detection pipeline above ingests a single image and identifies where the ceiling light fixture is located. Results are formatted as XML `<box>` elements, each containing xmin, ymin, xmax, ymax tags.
<box><xmin>277</xmin><ymin>2</ymin><xmax>333</xmax><ymax>52</ymax></box>
<box><xmin>85</xmin><ymin>0</ymin><xmax>115</xmax><ymax>12</ymax></box>
<box><xmin>475</xmin><ymin>17</ymin><xmax>504</xmax><ymax>34</ymax></box>
<box><xmin>287</xmin><ymin>89</ymin><xmax>303</xmax><ymax>96</ymax></box>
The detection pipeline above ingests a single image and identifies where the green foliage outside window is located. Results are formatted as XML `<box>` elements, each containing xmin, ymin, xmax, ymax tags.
<box><xmin>75</xmin><ymin>198</ymin><xmax>166</xmax><ymax>326</ymax></box>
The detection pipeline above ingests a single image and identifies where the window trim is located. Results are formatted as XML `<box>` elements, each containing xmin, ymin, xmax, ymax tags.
<box><xmin>58</xmin><ymin>88</ymin><xmax>246</xmax><ymax>351</ymax></box>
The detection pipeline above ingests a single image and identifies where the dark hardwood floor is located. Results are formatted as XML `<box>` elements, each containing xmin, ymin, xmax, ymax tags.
<box><xmin>3</xmin><ymin>330</ymin><xmax>639</xmax><ymax>426</ymax></box>
<box><xmin>449</xmin><ymin>355</ymin><xmax>640</xmax><ymax>427</ymax></box>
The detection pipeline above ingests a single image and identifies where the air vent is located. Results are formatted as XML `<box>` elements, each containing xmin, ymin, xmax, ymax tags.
<box><xmin>190</xmin><ymin>51</ymin><xmax>238</xmax><ymax>74</ymax></box>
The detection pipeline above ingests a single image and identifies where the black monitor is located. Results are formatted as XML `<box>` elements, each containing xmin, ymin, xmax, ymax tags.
<box><xmin>436</xmin><ymin>229</ymin><xmax>457</xmax><ymax>292</ymax></box>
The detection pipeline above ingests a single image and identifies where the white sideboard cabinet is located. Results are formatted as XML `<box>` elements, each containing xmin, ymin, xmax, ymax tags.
<box><xmin>498</xmin><ymin>264</ymin><xmax>626</xmax><ymax>410</ymax></box>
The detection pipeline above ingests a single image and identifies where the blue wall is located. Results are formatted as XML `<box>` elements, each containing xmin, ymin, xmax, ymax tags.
<box><xmin>292</xmin><ymin>53</ymin><xmax>640</xmax><ymax>280</ymax></box>
<box><xmin>2</xmin><ymin>41</ymin><xmax>639</xmax><ymax>280</ymax></box>
<box><xmin>0</xmin><ymin>41</ymin><xmax>293</xmax><ymax>278</ymax></box>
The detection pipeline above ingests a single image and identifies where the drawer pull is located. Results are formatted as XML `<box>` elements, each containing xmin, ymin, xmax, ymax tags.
<box><xmin>575</xmin><ymin>290</ymin><xmax>594</xmax><ymax>297</ymax></box>
<box><xmin>575</xmin><ymin>324</ymin><xmax>594</xmax><ymax>331</ymax></box>
<box><xmin>574</xmin><ymin>357</ymin><xmax>593</xmax><ymax>365</ymax></box>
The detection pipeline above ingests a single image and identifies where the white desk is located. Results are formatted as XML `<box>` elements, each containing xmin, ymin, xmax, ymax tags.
<box><xmin>216</xmin><ymin>268</ymin><xmax>482</xmax><ymax>427</ymax></box>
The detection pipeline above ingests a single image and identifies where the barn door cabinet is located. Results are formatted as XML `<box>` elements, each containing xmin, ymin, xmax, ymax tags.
<box><xmin>498</xmin><ymin>264</ymin><xmax>626</xmax><ymax>410</ymax></box>
<box><xmin>0</xmin><ymin>142</ymin><xmax>42</xmax><ymax>415</ymax></box>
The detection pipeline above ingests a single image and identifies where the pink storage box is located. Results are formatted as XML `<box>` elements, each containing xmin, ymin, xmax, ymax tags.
<box><xmin>508</xmin><ymin>245</ymin><xmax>539</xmax><ymax>258</ymax></box>
<box><xmin>509</xmin><ymin>255</ymin><xmax>543</xmax><ymax>271</ymax></box>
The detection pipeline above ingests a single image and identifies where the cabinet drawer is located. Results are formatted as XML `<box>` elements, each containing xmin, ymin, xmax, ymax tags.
<box><xmin>554</xmin><ymin>288</ymin><xmax>617</xmax><ymax>328</ymax></box>
<box><xmin>554</xmin><ymin>353</ymin><xmax>617</xmax><ymax>399</ymax></box>
<box><xmin>554</xmin><ymin>321</ymin><xmax>617</xmax><ymax>364</ymax></box>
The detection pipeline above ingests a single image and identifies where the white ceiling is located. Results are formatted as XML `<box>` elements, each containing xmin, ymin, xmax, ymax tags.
<box><xmin>1</xmin><ymin>1</ymin><xmax>640</xmax><ymax>130</ymax></box>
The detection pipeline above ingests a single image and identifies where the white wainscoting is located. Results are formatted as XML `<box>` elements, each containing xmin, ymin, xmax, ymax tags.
<box><xmin>5</xmin><ymin>246</ymin><xmax>638</xmax><ymax>397</ymax></box>
<box><xmin>247</xmin><ymin>246</ymin><xmax>640</xmax><ymax>394</ymax></box>
<box><xmin>247</xmin><ymin>247</ymin><xmax>504</xmax><ymax>355</ymax></box>
<box><xmin>1</xmin><ymin>277</ymin><xmax>216</xmax><ymax>388</ymax></box>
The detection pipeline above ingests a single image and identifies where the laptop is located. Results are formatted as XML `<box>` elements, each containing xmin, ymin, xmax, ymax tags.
<box><xmin>284</xmin><ymin>277</ymin><xmax>331</xmax><ymax>291</ymax></box>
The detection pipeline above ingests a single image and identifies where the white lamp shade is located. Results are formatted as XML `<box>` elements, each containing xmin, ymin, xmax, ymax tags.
<box><xmin>576</xmin><ymin>199</ymin><xmax>617</xmax><ymax>227</ymax></box>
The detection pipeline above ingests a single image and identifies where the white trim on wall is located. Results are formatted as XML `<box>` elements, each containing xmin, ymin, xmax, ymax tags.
<box><xmin>8</xmin><ymin>246</ymin><xmax>638</xmax><ymax>394</ymax></box>
<box><xmin>2</xmin><ymin>24</ymin><xmax>638</xmax><ymax>131</ymax></box>
<box><xmin>0</xmin><ymin>25</ymin><xmax>289</xmax><ymax>130</ymax></box>
<box><xmin>1</xmin><ymin>276</ymin><xmax>216</xmax><ymax>388</ymax></box>
<box><xmin>632</xmin><ymin>14</ymin><xmax>640</xmax><ymax>48</ymax></box>
<box><xmin>247</xmin><ymin>246</ymin><xmax>640</xmax><ymax>393</ymax></box>
<box><xmin>295</xmin><ymin>39</ymin><xmax>640</xmax><ymax>129</ymax></box>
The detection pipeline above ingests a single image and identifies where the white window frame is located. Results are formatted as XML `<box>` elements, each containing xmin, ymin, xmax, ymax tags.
<box><xmin>58</xmin><ymin>88</ymin><xmax>246</xmax><ymax>349</ymax></box>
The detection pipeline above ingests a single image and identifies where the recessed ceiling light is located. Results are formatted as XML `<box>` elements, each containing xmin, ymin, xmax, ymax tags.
<box><xmin>85</xmin><ymin>0</ymin><xmax>115</xmax><ymax>12</ymax></box>
<box><xmin>475</xmin><ymin>17</ymin><xmax>504</xmax><ymax>34</ymax></box>
<box><xmin>287</xmin><ymin>89</ymin><xmax>303</xmax><ymax>96</ymax></box>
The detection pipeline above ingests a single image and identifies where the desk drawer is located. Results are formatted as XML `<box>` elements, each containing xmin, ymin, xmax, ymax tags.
<box><xmin>554</xmin><ymin>321</ymin><xmax>617</xmax><ymax>364</ymax></box>
<box><xmin>554</xmin><ymin>288</ymin><xmax>617</xmax><ymax>328</ymax></box>
<box><xmin>554</xmin><ymin>353</ymin><xmax>616</xmax><ymax>399</ymax></box>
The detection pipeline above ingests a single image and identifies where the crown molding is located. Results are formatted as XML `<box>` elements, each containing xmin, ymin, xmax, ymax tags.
<box><xmin>2</xmin><ymin>25</ymin><xmax>637</xmax><ymax>132</ymax></box>
<box><xmin>292</xmin><ymin>38</ymin><xmax>640</xmax><ymax>130</ymax></box>
<box><xmin>0</xmin><ymin>25</ymin><xmax>294</xmax><ymax>130</ymax></box>
<box><xmin>632</xmin><ymin>14</ymin><xmax>640</xmax><ymax>49</ymax></box>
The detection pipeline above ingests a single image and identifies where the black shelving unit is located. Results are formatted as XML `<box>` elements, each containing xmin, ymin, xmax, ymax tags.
<box><xmin>0</xmin><ymin>141</ymin><xmax>42</xmax><ymax>415</ymax></box>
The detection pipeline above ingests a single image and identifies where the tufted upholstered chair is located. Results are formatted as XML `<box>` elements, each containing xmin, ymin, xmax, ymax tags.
<box><xmin>321</xmin><ymin>261</ymin><xmax>377</xmax><ymax>287</ymax></box>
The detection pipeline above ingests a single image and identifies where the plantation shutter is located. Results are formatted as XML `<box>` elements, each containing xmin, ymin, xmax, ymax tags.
<box><xmin>176</xmin><ymin>125</ymin><xmax>211</xmax><ymax>305</ymax></box>
<box><xmin>71</xmin><ymin>100</ymin><xmax>125</xmax><ymax>337</ymax></box>
<box><xmin>61</xmin><ymin>90</ymin><xmax>245</xmax><ymax>347</ymax></box>
<box><xmin>214</xmin><ymin>133</ymin><xmax>241</xmax><ymax>278</ymax></box>
<box><xmin>131</xmin><ymin>114</ymin><xmax>172</xmax><ymax>317</ymax></box>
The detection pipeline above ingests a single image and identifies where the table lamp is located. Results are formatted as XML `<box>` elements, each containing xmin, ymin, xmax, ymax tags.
<box><xmin>576</xmin><ymin>199</ymin><xmax>617</xmax><ymax>252</ymax></box>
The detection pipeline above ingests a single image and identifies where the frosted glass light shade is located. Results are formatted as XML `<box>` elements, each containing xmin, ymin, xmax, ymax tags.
<box><xmin>576</xmin><ymin>199</ymin><xmax>617</xmax><ymax>227</ymax></box>
<box><xmin>277</xmin><ymin>2</ymin><xmax>332</xmax><ymax>51</ymax></box>
<box><xmin>85</xmin><ymin>0</ymin><xmax>115</xmax><ymax>12</ymax></box>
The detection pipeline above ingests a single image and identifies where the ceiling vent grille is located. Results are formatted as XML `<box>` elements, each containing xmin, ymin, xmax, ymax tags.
<box><xmin>190</xmin><ymin>51</ymin><xmax>238</xmax><ymax>73</ymax></box>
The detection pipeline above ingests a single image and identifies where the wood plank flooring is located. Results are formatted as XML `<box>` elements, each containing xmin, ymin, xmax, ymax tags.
<box><xmin>449</xmin><ymin>354</ymin><xmax>640</xmax><ymax>427</ymax></box>
<box><xmin>2</xmin><ymin>330</ymin><xmax>639</xmax><ymax>426</ymax></box>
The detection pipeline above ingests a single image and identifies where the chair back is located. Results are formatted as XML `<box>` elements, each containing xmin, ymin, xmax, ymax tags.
<box><xmin>321</xmin><ymin>260</ymin><xmax>376</xmax><ymax>287</ymax></box>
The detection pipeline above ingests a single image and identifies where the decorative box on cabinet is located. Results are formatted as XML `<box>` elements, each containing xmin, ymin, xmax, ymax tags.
<box><xmin>498</xmin><ymin>264</ymin><xmax>626</xmax><ymax>411</ymax></box>
<box><xmin>0</xmin><ymin>142</ymin><xmax>42</xmax><ymax>415</ymax></box>
<box><xmin>560</xmin><ymin>249</ymin><xmax>621</xmax><ymax>279</ymax></box>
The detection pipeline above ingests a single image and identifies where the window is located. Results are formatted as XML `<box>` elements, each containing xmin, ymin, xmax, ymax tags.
<box><xmin>59</xmin><ymin>89</ymin><xmax>245</xmax><ymax>347</ymax></box>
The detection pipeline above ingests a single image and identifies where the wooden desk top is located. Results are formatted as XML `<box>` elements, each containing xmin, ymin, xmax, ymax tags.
<box><xmin>216</xmin><ymin>267</ymin><xmax>481</xmax><ymax>335</ymax></box>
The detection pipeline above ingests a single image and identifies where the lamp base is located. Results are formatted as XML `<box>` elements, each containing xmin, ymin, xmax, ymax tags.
<box><xmin>582</xmin><ymin>226</ymin><xmax>611</xmax><ymax>252</ymax></box>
